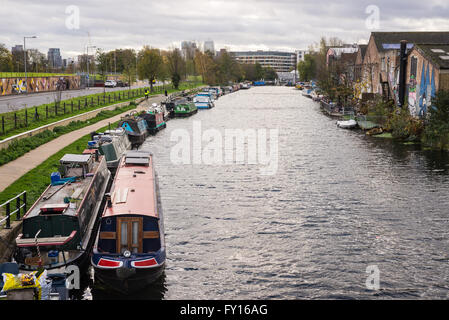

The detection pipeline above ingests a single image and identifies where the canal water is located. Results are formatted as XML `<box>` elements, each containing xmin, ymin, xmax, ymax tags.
<box><xmin>89</xmin><ymin>86</ymin><xmax>449</xmax><ymax>299</ymax></box>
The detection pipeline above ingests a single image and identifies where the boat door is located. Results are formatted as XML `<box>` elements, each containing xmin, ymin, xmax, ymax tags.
<box><xmin>117</xmin><ymin>217</ymin><xmax>143</xmax><ymax>254</ymax></box>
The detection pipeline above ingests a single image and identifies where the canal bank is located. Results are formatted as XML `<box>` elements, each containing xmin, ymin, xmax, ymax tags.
<box><xmin>88</xmin><ymin>86</ymin><xmax>449</xmax><ymax>299</ymax></box>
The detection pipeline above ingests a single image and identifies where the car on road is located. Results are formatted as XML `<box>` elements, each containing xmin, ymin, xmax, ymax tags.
<box><xmin>105</xmin><ymin>80</ymin><xmax>117</xmax><ymax>88</ymax></box>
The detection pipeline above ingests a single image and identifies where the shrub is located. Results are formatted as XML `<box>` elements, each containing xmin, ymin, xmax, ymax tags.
<box><xmin>422</xmin><ymin>90</ymin><xmax>449</xmax><ymax>150</ymax></box>
<box><xmin>388</xmin><ymin>108</ymin><xmax>424</xmax><ymax>141</ymax></box>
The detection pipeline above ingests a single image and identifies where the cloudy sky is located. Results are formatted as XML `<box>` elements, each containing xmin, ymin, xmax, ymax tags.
<box><xmin>1</xmin><ymin>0</ymin><xmax>449</xmax><ymax>58</ymax></box>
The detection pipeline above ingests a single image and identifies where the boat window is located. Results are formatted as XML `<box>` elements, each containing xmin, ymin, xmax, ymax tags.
<box><xmin>120</xmin><ymin>221</ymin><xmax>128</xmax><ymax>253</ymax></box>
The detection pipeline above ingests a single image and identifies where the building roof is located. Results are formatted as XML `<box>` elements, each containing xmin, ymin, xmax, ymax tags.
<box><xmin>413</xmin><ymin>44</ymin><xmax>449</xmax><ymax>69</ymax></box>
<box><xmin>371</xmin><ymin>32</ymin><xmax>449</xmax><ymax>52</ymax></box>
<box><xmin>232</xmin><ymin>51</ymin><xmax>296</xmax><ymax>57</ymax></box>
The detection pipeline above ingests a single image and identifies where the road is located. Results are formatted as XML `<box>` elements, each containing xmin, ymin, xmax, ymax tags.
<box><xmin>0</xmin><ymin>82</ymin><xmax>157</xmax><ymax>114</ymax></box>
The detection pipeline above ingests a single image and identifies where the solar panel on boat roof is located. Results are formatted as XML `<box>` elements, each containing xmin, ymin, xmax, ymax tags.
<box><xmin>125</xmin><ymin>151</ymin><xmax>151</xmax><ymax>158</ymax></box>
<box><xmin>125</xmin><ymin>157</ymin><xmax>149</xmax><ymax>165</ymax></box>
<box><xmin>60</xmin><ymin>154</ymin><xmax>92</xmax><ymax>163</ymax></box>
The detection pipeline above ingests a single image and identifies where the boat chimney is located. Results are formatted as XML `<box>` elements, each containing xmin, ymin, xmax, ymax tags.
<box><xmin>105</xmin><ymin>193</ymin><xmax>112</xmax><ymax>208</ymax></box>
<box><xmin>94</xmin><ymin>149</ymin><xmax>99</xmax><ymax>162</ymax></box>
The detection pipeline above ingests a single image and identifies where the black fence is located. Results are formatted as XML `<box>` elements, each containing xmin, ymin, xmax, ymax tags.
<box><xmin>0</xmin><ymin>88</ymin><xmax>151</xmax><ymax>138</ymax></box>
<box><xmin>0</xmin><ymin>191</ymin><xmax>27</xmax><ymax>230</ymax></box>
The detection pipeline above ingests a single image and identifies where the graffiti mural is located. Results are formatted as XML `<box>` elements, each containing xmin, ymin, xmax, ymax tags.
<box><xmin>0</xmin><ymin>76</ymin><xmax>81</xmax><ymax>96</ymax></box>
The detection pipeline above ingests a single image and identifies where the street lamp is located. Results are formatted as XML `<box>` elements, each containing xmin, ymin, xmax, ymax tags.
<box><xmin>24</xmin><ymin>36</ymin><xmax>37</xmax><ymax>94</ymax></box>
<box><xmin>86</xmin><ymin>45</ymin><xmax>96</xmax><ymax>89</ymax></box>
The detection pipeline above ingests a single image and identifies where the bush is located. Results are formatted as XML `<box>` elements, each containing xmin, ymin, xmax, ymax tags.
<box><xmin>422</xmin><ymin>90</ymin><xmax>449</xmax><ymax>150</ymax></box>
<box><xmin>388</xmin><ymin>108</ymin><xmax>424</xmax><ymax>141</ymax></box>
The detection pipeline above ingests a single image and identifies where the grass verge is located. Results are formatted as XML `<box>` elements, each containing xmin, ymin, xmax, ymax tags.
<box><xmin>0</xmin><ymin>102</ymin><xmax>137</xmax><ymax>166</ymax></box>
<box><xmin>0</xmin><ymin>120</ymin><xmax>120</xmax><ymax>219</ymax></box>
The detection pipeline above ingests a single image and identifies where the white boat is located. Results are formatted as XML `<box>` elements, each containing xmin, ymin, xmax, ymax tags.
<box><xmin>336</xmin><ymin>119</ymin><xmax>357</xmax><ymax>129</ymax></box>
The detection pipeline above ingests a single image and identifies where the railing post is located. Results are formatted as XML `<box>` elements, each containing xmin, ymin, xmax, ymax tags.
<box><xmin>5</xmin><ymin>202</ymin><xmax>11</xmax><ymax>229</ymax></box>
<box><xmin>23</xmin><ymin>192</ymin><xmax>27</xmax><ymax>216</ymax></box>
<box><xmin>16</xmin><ymin>196</ymin><xmax>20</xmax><ymax>220</ymax></box>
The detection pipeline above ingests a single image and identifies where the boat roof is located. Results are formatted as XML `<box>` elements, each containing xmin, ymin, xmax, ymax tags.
<box><xmin>103</xmin><ymin>151</ymin><xmax>158</xmax><ymax>219</ymax></box>
<box><xmin>24</xmin><ymin>154</ymin><xmax>103</xmax><ymax>219</ymax></box>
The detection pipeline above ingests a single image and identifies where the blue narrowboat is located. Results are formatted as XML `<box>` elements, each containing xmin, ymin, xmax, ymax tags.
<box><xmin>194</xmin><ymin>93</ymin><xmax>215</xmax><ymax>109</ymax></box>
<box><xmin>91</xmin><ymin>151</ymin><xmax>165</xmax><ymax>294</ymax></box>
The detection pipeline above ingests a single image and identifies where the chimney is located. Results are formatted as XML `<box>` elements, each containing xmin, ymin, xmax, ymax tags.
<box><xmin>398</xmin><ymin>40</ymin><xmax>408</xmax><ymax>108</ymax></box>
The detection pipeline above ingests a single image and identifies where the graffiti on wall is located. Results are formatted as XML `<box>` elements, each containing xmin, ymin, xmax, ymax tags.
<box><xmin>0</xmin><ymin>76</ymin><xmax>81</xmax><ymax>96</ymax></box>
<box><xmin>408</xmin><ymin>62</ymin><xmax>436</xmax><ymax>117</ymax></box>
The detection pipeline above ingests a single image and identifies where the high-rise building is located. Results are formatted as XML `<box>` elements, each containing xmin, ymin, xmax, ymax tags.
<box><xmin>11</xmin><ymin>45</ymin><xmax>24</xmax><ymax>53</ymax></box>
<box><xmin>181</xmin><ymin>41</ymin><xmax>197</xmax><ymax>60</ymax></box>
<box><xmin>204</xmin><ymin>40</ymin><xmax>215</xmax><ymax>54</ymax></box>
<box><xmin>295</xmin><ymin>50</ymin><xmax>308</xmax><ymax>63</ymax></box>
<box><xmin>232</xmin><ymin>50</ymin><xmax>297</xmax><ymax>73</ymax></box>
<box><xmin>48</xmin><ymin>48</ymin><xmax>63</xmax><ymax>69</ymax></box>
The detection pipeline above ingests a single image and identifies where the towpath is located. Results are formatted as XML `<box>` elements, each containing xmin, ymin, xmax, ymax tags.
<box><xmin>0</xmin><ymin>95</ymin><xmax>163</xmax><ymax>193</ymax></box>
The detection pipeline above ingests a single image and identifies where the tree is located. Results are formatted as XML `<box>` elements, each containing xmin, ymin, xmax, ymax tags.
<box><xmin>96</xmin><ymin>49</ymin><xmax>108</xmax><ymax>96</ymax></box>
<box><xmin>297</xmin><ymin>54</ymin><xmax>316</xmax><ymax>81</ymax></box>
<box><xmin>0</xmin><ymin>44</ymin><xmax>13</xmax><ymax>72</ymax></box>
<box><xmin>255</xmin><ymin>62</ymin><xmax>264</xmax><ymax>80</ymax></box>
<box><xmin>263</xmin><ymin>67</ymin><xmax>278</xmax><ymax>81</ymax></box>
<box><xmin>137</xmin><ymin>46</ymin><xmax>164</xmax><ymax>92</ymax></box>
<box><xmin>121</xmin><ymin>49</ymin><xmax>137</xmax><ymax>90</ymax></box>
<box><xmin>194</xmin><ymin>50</ymin><xmax>217</xmax><ymax>85</ymax></box>
<box><xmin>165</xmin><ymin>48</ymin><xmax>185</xmax><ymax>89</ymax></box>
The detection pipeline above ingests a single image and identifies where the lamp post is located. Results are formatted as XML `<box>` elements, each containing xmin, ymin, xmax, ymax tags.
<box><xmin>86</xmin><ymin>45</ymin><xmax>96</xmax><ymax>89</ymax></box>
<box><xmin>23</xmin><ymin>36</ymin><xmax>37</xmax><ymax>94</ymax></box>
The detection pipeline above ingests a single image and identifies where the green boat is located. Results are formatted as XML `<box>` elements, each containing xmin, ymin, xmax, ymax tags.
<box><xmin>173</xmin><ymin>98</ymin><xmax>198</xmax><ymax>117</ymax></box>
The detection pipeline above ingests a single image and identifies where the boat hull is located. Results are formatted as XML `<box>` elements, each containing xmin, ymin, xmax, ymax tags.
<box><xmin>93</xmin><ymin>263</ymin><xmax>165</xmax><ymax>294</ymax></box>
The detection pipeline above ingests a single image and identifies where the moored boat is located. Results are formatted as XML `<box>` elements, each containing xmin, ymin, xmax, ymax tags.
<box><xmin>91</xmin><ymin>151</ymin><xmax>165</xmax><ymax>294</ymax></box>
<box><xmin>14</xmin><ymin>153</ymin><xmax>111</xmax><ymax>276</ymax></box>
<box><xmin>336</xmin><ymin>119</ymin><xmax>357</xmax><ymax>129</ymax></box>
<box><xmin>174</xmin><ymin>97</ymin><xmax>198</xmax><ymax>117</ymax></box>
<box><xmin>140</xmin><ymin>104</ymin><xmax>167</xmax><ymax>135</ymax></box>
<box><xmin>118</xmin><ymin>112</ymin><xmax>149</xmax><ymax>149</ymax></box>
<box><xmin>86</xmin><ymin>128</ymin><xmax>131</xmax><ymax>174</ymax></box>
<box><xmin>194</xmin><ymin>94</ymin><xmax>214</xmax><ymax>109</ymax></box>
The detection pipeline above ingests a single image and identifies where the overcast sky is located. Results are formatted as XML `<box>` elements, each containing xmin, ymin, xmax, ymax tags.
<box><xmin>1</xmin><ymin>0</ymin><xmax>448</xmax><ymax>58</ymax></box>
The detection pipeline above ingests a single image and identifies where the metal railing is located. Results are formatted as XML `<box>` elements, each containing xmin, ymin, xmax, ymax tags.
<box><xmin>0</xmin><ymin>191</ymin><xmax>27</xmax><ymax>230</ymax></box>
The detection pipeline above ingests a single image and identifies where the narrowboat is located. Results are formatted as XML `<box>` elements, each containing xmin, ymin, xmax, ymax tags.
<box><xmin>174</xmin><ymin>98</ymin><xmax>198</xmax><ymax>117</ymax></box>
<box><xmin>118</xmin><ymin>112</ymin><xmax>149</xmax><ymax>149</ymax></box>
<box><xmin>194</xmin><ymin>94</ymin><xmax>215</xmax><ymax>110</ymax></box>
<box><xmin>14</xmin><ymin>153</ymin><xmax>111</xmax><ymax>275</ymax></box>
<box><xmin>161</xmin><ymin>100</ymin><xmax>176</xmax><ymax>119</ymax></box>
<box><xmin>91</xmin><ymin>151</ymin><xmax>165</xmax><ymax>294</ymax></box>
<box><xmin>140</xmin><ymin>104</ymin><xmax>167</xmax><ymax>135</ymax></box>
<box><xmin>86</xmin><ymin>128</ymin><xmax>131</xmax><ymax>174</ymax></box>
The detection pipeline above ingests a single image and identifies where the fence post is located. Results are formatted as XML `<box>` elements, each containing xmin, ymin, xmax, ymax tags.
<box><xmin>63</xmin><ymin>102</ymin><xmax>66</xmax><ymax>114</ymax></box>
<box><xmin>97</xmin><ymin>96</ymin><xmax>99</xmax><ymax>105</ymax></box>
<box><xmin>16</xmin><ymin>196</ymin><xmax>21</xmax><ymax>220</ymax></box>
<box><xmin>23</xmin><ymin>192</ymin><xmax>27</xmax><ymax>217</ymax></box>
<box><xmin>71</xmin><ymin>101</ymin><xmax>74</xmax><ymax>113</ymax></box>
<box><xmin>35</xmin><ymin>107</ymin><xmax>39</xmax><ymax>121</ymax></box>
<box><xmin>78</xmin><ymin>100</ymin><xmax>80</xmax><ymax>110</ymax></box>
<box><xmin>5</xmin><ymin>202</ymin><xmax>11</xmax><ymax>229</ymax></box>
<box><xmin>25</xmin><ymin>109</ymin><xmax>28</xmax><ymax>127</ymax></box>
<box><xmin>55</xmin><ymin>104</ymin><xmax>57</xmax><ymax>116</ymax></box>
<box><xmin>2</xmin><ymin>116</ymin><xmax>4</xmax><ymax>135</ymax></box>
<box><xmin>14</xmin><ymin>112</ymin><xmax>17</xmax><ymax>129</ymax></box>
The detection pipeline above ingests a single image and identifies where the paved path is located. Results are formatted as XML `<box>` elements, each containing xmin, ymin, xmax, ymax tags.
<box><xmin>0</xmin><ymin>95</ymin><xmax>163</xmax><ymax>193</ymax></box>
